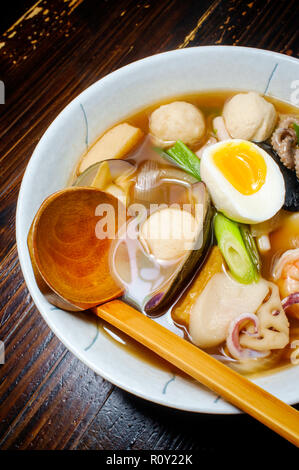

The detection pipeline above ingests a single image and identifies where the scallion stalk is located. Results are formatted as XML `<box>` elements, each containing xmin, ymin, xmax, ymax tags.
<box><xmin>214</xmin><ymin>213</ymin><xmax>258</xmax><ymax>284</ymax></box>
<box><xmin>154</xmin><ymin>140</ymin><xmax>201</xmax><ymax>180</ymax></box>
<box><xmin>239</xmin><ymin>224</ymin><xmax>261</xmax><ymax>275</ymax></box>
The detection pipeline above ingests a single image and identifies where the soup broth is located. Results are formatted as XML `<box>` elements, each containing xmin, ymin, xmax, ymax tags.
<box><xmin>72</xmin><ymin>90</ymin><xmax>299</xmax><ymax>377</ymax></box>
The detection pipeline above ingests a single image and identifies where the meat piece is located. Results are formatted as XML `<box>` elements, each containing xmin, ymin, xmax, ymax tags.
<box><xmin>271</xmin><ymin>115</ymin><xmax>299</xmax><ymax>179</ymax></box>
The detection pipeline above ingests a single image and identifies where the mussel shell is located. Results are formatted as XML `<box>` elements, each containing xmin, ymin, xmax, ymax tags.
<box><xmin>73</xmin><ymin>159</ymin><xmax>135</xmax><ymax>187</ymax></box>
<box><xmin>144</xmin><ymin>182</ymin><xmax>214</xmax><ymax>316</ymax></box>
<box><xmin>257</xmin><ymin>142</ymin><xmax>299</xmax><ymax>212</ymax></box>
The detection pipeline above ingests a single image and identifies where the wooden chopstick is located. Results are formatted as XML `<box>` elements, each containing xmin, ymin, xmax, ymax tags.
<box><xmin>94</xmin><ymin>300</ymin><xmax>299</xmax><ymax>447</ymax></box>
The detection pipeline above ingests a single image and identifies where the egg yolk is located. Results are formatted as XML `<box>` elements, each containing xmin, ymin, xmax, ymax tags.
<box><xmin>213</xmin><ymin>141</ymin><xmax>267</xmax><ymax>195</ymax></box>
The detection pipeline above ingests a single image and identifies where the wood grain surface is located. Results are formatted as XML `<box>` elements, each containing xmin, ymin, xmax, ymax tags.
<box><xmin>0</xmin><ymin>0</ymin><xmax>298</xmax><ymax>451</ymax></box>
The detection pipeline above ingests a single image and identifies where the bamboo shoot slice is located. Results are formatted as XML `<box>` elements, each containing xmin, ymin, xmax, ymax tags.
<box><xmin>78</xmin><ymin>123</ymin><xmax>143</xmax><ymax>174</ymax></box>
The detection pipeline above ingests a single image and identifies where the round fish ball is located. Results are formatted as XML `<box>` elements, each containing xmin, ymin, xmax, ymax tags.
<box><xmin>139</xmin><ymin>208</ymin><xmax>197</xmax><ymax>261</ymax></box>
<box><xmin>149</xmin><ymin>101</ymin><xmax>206</xmax><ymax>148</ymax></box>
<box><xmin>223</xmin><ymin>92</ymin><xmax>277</xmax><ymax>142</ymax></box>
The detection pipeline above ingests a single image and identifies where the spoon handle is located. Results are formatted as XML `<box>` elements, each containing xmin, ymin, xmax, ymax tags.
<box><xmin>93</xmin><ymin>300</ymin><xmax>299</xmax><ymax>447</ymax></box>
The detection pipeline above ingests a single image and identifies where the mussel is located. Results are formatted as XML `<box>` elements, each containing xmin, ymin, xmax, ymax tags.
<box><xmin>73</xmin><ymin>159</ymin><xmax>135</xmax><ymax>187</ymax></box>
<box><xmin>257</xmin><ymin>142</ymin><xmax>299</xmax><ymax>212</ymax></box>
<box><xmin>144</xmin><ymin>182</ymin><xmax>214</xmax><ymax>316</ymax></box>
<box><xmin>73</xmin><ymin>159</ymin><xmax>136</xmax><ymax>205</ymax></box>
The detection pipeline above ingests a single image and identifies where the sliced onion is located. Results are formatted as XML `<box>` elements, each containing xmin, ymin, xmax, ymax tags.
<box><xmin>195</xmin><ymin>137</ymin><xmax>217</xmax><ymax>158</ymax></box>
<box><xmin>226</xmin><ymin>313</ymin><xmax>270</xmax><ymax>360</ymax></box>
<box><xmin>212</xmin><ymin>116</ymin><xmax>231</xmax><ymax>141</ymax></box>
<box><xmin>281</xmin><ymin>292</ymin><xmax>299</xmax><ymax>310</ymax></box>
<box><xmin>149</xmin><ymin>133</ymin><xmax>176</xmax><ymax>149</ymax></box>
<box><xmin>257</xmin><ymin>234</ymin><xmax>271</xmax><ymax>253</ymax></box>
<box><xmin>211</xmin><ymin>347</ymin><xmax>237</xmax><ymax>363</ymax></box>
<box><xmin>211</xmin><ymin>355</ymin><xmax>236</xmax><ymax>363</ymax></box>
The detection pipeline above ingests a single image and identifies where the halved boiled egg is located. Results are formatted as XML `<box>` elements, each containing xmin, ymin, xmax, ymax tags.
<box><xmin>200</xmin><ymin>139</ymin><xmax>285</xmax><ymax>224</ymax></box>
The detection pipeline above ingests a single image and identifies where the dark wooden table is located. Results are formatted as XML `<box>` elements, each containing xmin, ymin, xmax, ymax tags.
<box><xmin>0</xmin><ymin>0</ymin><xmax>298</xmax><ymax>452</ymax></box>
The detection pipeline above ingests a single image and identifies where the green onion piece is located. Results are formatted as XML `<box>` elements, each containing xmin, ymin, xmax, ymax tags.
<box><xmin>214</xmin><ymin>213</ymin><xmax>258</xmax><ymax>284</ymax></box>
<box><xmin>293</xmin><ymin>123</ymin><xmax>299</xmax><ymax>145</ymax></box>
<box><xmin>154</xmin><ymin>140</ymin><xmax>201</xmax><ymax>181</ymax></box>
<box><xmin>239</xmin><ymin>224</ymin><xmax>261</xmax><ymax>278</ymax></box>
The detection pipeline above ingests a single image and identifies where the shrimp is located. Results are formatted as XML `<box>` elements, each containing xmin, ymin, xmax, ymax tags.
<box><xmin>273</xmin><ymin>248</ymin><xmax>299</xmax><ymax>318</ymax></box>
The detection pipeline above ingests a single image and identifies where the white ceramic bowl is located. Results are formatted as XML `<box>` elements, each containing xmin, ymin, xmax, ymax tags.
<box><xmin>16</xmin><ymin>46</ymin><xmax>299</xmax><ymax>413</ymax></box>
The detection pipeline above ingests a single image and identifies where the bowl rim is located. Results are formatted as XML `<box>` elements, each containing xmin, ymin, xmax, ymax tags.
<box><xmin>16</xmin><ymin>45</ymin><xmax>299</xmax><ymax>414</ymax></box>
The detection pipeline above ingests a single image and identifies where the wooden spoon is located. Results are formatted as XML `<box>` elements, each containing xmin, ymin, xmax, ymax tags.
<box><xmin>28</xmin><ymin>187</ymin><xmax>124</xmax><ymax>311</ymax></box>
<box><xmin>28</xmin><ymin>187</ymin><xmax>299</xmax><ymax>447</ymax></box>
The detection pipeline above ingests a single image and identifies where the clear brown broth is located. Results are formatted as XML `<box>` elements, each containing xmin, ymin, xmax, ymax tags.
<box><xmin>82</xmin><ymin>90</ymin><xmax>299</xmax><ymax>378</ymax></box>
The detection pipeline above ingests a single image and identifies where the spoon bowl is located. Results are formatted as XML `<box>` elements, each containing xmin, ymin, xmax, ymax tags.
<box><xmin>28</xmin><ymin>187</ymin><xmax>124</xmax><ymax>311</ymax></box>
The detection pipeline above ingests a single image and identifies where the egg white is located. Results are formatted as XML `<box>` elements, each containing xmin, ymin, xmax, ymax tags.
<box><xmin>200</xmin><ymin>139</ymin><xmax>285</xmax><ymax>224</ymax></box>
